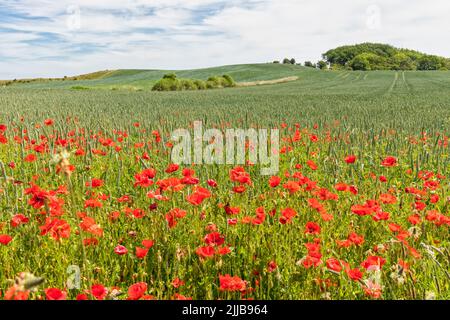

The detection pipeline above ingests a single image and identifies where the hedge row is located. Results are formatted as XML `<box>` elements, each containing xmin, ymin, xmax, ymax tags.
<box><xmin>152</xmin><ymin>74</ymin><xmax>236</xmax><ymax>91</ymax></box>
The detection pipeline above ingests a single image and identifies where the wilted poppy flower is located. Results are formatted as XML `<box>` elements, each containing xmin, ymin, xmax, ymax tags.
<box><xmin>326</xmin><ymin>258</ymin><xmax>343</xmax><ymax>272</ymax></box>
<box><xmin>267</xmin><ymin>261</ymin><xmax>278</xmax><ymax>273</ymax></box>
<box><xmin>114</xmin><ymin>244</ymin><xmax>128</xmax><ymax>255</ymax></box>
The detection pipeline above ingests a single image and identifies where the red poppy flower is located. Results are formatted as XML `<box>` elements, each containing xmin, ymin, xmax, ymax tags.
<box><xmin>204</xmin><ymin>232</ymin><xmax>225</xmax><ymax>246</ymax></box>
<box><xmin>217</xmin><ymin>246</ymin><xmax>231</xmax><ymax>255</ymax></box>
<box><xmin>86</xmin><ymin>178</ymin><xmax>104</xmax><ymax>188</ymax></box>
<box><xmin>11</xmin><ymin>214</ymin><xmax>29</xmax><ymax>228</ymax></box>
<box><xmin>0</xmin><ymin>134</ymin><xmax>7</xmax><ymax>144</ymax></box>
<box><xmin>40</xmin><ymin>218</ymin><xmax>71</xmax><ymax>241</ymax></box>
<box><xmin>195</xmin><ymin>246</ymin><xmax>215</xmax><ymax>258</ymax></box>
<box><xmin>381</xmin><ymin>156</ymin><xmax>397</xmax><ymax>167</ymax></box>
<box><xmin>219</xmin><ymin>274</ymin><xmax>247</xmax><ymax>292</ymax></box>
<box><xmin>142</xmin><ymin>239</ymin><xmax>154</xmax><ymax>248</ymax></box>
<box><xmin>165</xmin><ymin>163</ymin><xmax>179</xmax><ymax>173</ymax></box>
<box><xmin>91</xmin><ymin>284</ymin><xmax>107</xmax><ymax>300</ymax></box>
<box><xmin>229</xmin><ymin>166</ymin><xmax>252</xmax><ymax>185</ymax></box>
<box><xmin>45</xmin><ymin>288</ymin><xmax>66</xmax><ymax>300</ymax></box>
<box><xmin>379</xmin><ymin>193</ymin><xmax>397</xmax><ymax>204</ymax></box>
<box><xmin>207</xmin><ymin>179</ymin><xmax>218</xmax><ymax>187</ymax></box>
<box><xmin>135</xmin><ymin>247</ymin><xmax>149</xmax><ymax>259</ymax></box>
<box><xmin>269</xmin><ymin>176</ymin><xmax>281</xmax><ymax>188</ymax></box>
<box><xmin>305</xmin><ymin>222</ymin><xmax>321</xmax><ymax>235</ymax></box>
<box><xmin>361</xmin><ymin>255</ymin><xmax>386</xmax><ymax>270</ymax></box>
<box><xmin>282</xmin><ymin>181</ymin><xmax>300</xmax><ymax>194</ymax></box>
<box><xmin>0</xmin><ymin>235</ymin><xmax>13</xmax><ymax>245</ymax></box>
<box><xmin>172</xmin><ymin>278</ymin><xmax>185</xmax><ymax>288</ymax></box>
<box><xmin>307</xmin><ymin>160</ymin><xmax>318</xmax><ymax>170</ymax></box>
<box><xmin>347</xmin><ymin>268</ymin><xmax>363</xmax><ymax>281</ymax></box>
<box><xmin>76</xmin><ymin>294</ymin><xmax>88</xmax><ymax>300</ymax></box>
<box><xmin>187</xmin><ymin>186</ymin><xmax>211</xmax><ymax>206</ymax></box>
<box><xmin>24</xmin><ymin>154</ymin><xmax>37</xmax><ymax>162</ymax></box>
<box><xmin>345</xmin><ymin>155</ymin><xmax>357</xmax><ymax>164</ymax></box>
<box><xmin>127</xmin><ymin>282</ymin><xmax>147</xmax><ymax>300</ymax></box>
<box><xmin>408</xmin><ymin>214</ymin><xmax>421</xmax><ymax>225</ymax></box>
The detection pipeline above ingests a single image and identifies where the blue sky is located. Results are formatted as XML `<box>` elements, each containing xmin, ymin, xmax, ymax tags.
<box><xmin>1</xmin><ymin>0</ymin><xmax>449</xmax><ymax>79</ymax></box>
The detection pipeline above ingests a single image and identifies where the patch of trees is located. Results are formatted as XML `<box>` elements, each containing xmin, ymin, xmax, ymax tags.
<box><xmin>322</xmin><ymin>43</ymin><xmax>450</xmax><ymax>71</ymax></box>
<box><xmin>152</xmin><ymin>73</ymin><xmax>236</xmax><ymax>91</ymax></box>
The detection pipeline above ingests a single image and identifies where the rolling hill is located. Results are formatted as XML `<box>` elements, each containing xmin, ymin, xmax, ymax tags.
<box><xmin>3</xmin><ymin>63</ymin><xmax>311</xmax><ymax>90</ymax></box>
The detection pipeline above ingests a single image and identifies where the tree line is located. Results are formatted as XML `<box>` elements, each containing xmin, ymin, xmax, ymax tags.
<box><xmin>274</xmin><ymin>43</ymin><xmax>450</xmax><ymax>71</ymax></box>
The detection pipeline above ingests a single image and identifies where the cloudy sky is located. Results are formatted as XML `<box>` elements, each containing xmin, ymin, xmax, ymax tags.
<box><xmin>1</xmin><ymin>0</ymin><xmax>449</xmax><ymax>79</ymax></box>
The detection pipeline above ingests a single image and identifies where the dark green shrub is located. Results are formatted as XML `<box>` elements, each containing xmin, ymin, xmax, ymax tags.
<box><xmin>71</xmin><ymin>86</ymin><xmax>90</xmax><ymax>90</ymax></box>
<box><xmin>194</xmin><ymin>80</ymin><xmax>207</xmax><ymax>90</ymax></box>
<box><xmin>180</xmin><ymin>79</ymin><xmax>197</xmax><ymax>90</ymax></box>
<box><xmin>152</xmin><ymin>78</ymin><xmax>181</xmax><ymax>91</ymax></box>
<box><xmin>222</xmin><ymin>74</ymin><xmax>236</xmax><ymax>87</ymax></box>
<box><xmin>152</xmin><ymin>74</ymin><xmax>236</xmax><ymax>91</ymax></box>
<box><xmin>163</xmin><ymin>73</ymin><xmax>177</xmax><ymax>80</ymax></box>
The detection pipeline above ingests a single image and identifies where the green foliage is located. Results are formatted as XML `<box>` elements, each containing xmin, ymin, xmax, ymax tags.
<box><xmin>71</xmin><ymin>86</ymin><xmax>90</xmax><ymax>90</ymax></box>
<box><xmin>304</xmin><ymin>61</ymin><xmax>315</xmax><ymax>68</ymax></box>
<box><xmin>152</xmin><ymin>78</ymin><xmax>181</xmax><ymax>91</ymax></box>
<box><xmin>193</xmin><ymin>79</ymin><xmax>207</xmax><ymax>90</ymax></box>
<box><xmin>152</xmin><ymin>74</ymin><xmax>236</xmax><ymax>91</ymax></box>
<box><xmin>317</xmin><ymin>60</ymin><xmax>328</xmax><ymax>70</ymax></box>
<box><xmin>323</xmin><ymin>43</ymin><xmax>450</xmax><ymax>71</ymax></box>
<box><xmin>222</xmin><ymin>74</ymin><xmax>236</xmax><ymax>87</ymax></box>
<box><xmin>417</xmin><ymin>55</ymin><xmax>448</xmax><ymax>71</ymax></box>
<box><xmin>163</xmin><ymin>73</ymin><xmax>178</xmax><ymax>80</ymax></box>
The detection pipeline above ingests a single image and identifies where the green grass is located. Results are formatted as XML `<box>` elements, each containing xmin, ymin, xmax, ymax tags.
<box><xmin>6</xmin><ymin>63</ymin><xmax>310</xmax><ymax>90</ymax></box>
<box><xmin>1</xmin><ymin>65</ymin><xmax>450</xmax><ymax>133</ymax></box>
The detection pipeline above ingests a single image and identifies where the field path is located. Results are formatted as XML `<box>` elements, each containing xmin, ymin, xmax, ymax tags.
<box><xmin>237</xmin><ymin>76</ymin><xmax>299</xmax><ymax>87</ymax></box>
<box><xmin>386</xmin><ymin>72</ymin><xmax>399</xmax><ymax>94</ymax></box>
<box><xmin>402</xmin><ymin>72</ymin><xmax>412</xmax><ymax>91</ymax></box>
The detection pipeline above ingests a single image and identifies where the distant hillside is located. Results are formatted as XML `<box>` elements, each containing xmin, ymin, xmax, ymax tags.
<box><xmin>3</xmin><ymin>64</ymin><xmax>308</xmax><ymax>90</ymax></box>
<box><xmin>0</xmin><ymin>70</ymin><xmax>113</xmax><ymax>87</ymax></box>
<box><xmin>323</xmin><ymin>43</ymin><xmax>450</xmax><ymax>71</ymax></box>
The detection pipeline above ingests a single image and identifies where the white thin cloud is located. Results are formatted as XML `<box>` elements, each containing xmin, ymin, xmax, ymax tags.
<box><xmin>0</xmin><ymin>0</ymin><xmax>449</xmax><ymax>79</ymax></box>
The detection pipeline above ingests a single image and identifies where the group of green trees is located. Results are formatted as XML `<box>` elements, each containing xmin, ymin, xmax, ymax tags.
<box><xmin>273</xmin><ymin>59</ymin><xmax>328</xmax><ymax>69</ymax></box>
<box><xmin>322</xmin><ymin>43</ymin><xmax>450</xmax><ymax>71</ymax></box>
<box><xmin>273</xmin><ymin>58</ymin><xmax>296</xmax><ymax>65</ymax></box>
<box><xmin>152</xmin><ymin>73</ymin><xmax>236</xmax><ymax>91</ymax></box>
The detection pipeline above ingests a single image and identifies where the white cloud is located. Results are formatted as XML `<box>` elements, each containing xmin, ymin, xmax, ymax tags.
<box><xmin>0</xmin><ymin>0</ymin><xmax>449</xmax><ymax>78</ymax></box>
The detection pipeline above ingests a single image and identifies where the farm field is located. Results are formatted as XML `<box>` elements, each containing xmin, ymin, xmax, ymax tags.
<box><xmin>0</xmin><ymin>63</ymin><xmax>450</xmax><ymax>300</ymax></box>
